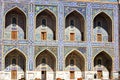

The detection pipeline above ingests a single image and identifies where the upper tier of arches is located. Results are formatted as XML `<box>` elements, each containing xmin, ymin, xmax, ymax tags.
<box><xmin>4</xmin><ymin>7</ymin><xmax>113</xmax><ymax>42</ymax></box>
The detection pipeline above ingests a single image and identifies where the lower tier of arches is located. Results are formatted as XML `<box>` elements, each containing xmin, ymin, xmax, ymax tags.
<box><xmin>0</xmin><ymin>70</ymin><xmax>118</xmax><ymax>80</ymax></box>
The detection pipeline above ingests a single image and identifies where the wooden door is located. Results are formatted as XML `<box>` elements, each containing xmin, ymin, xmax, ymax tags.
<box><xmin>97</xmin><ymin>34</ymin><xmax>102</xmax><ymax>42</ymax></box>
<box><xmin>11</xmin><ymin>70</ymin><xmax>17</xmax><ymax>79</ymax></box>
<box><xmin>70</xmin><ymin>71</ymin><xmax>75</xmax><ymax>79</ymax></box>
<box><xmin>11</xmin><ymin>31</ymin><xmax>17</xmax><ymax>40</ymax></box>
<box><xmin>41</xmin><ymin>71</ymin><xmax>46</xmax><ymax>80</ymax></box>
<box><xmin>97</xmin><ymin>70</ymin><xmax>102</xmax><ymax>79</ymax></box>
<box><xmin>41</xmin><ymin>32</ymin><xmax>47</xmax><ymax>40</ymax></box>
<box><xmin>70</xmin><ymin>33</ymin><xmax>75</xmax><ymax>41</ymax></box>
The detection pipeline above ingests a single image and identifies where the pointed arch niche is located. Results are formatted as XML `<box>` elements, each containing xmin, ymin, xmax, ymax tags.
<box><xmin>35</xmin><ymin>9</ymin><xmax>56</xmax><ymax>41</ymax></box>
<box><xmin>94</xmin><ymin>51</ymin><xmax>112</xmax><ymax>79</ymax></box>
<box><xmin>5</xmin><ymin>49</ymin><xmax>26</xmax><ymax>79</ymax></box>
<box><xmin>65</xmin><ymin>50</ymin><xmax>85</xmax><ymax>79</ymax></box>
<box><xmin>5</xmin><ymin>7</ymin><xmax>26</xmax><ymax>40</ymax></box>
<box><xmin>35</xmin><ymin>49</ymin><xmax>56</xmax><ymax>80</ymax></box>
<box><xmin>65</xmin><ymin>10</ymin><xmax>85</xmax><ymax>41</ymax></box>
<box><xmin>93</xmin><ymin>12</ymin><xmax>112</xmax><ymax>42</ymax></box>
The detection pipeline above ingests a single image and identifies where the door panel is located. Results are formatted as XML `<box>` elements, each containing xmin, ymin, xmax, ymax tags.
<box><xmin>41</xmin><ymin>32</ymin><xmax>47</xmax><ymax>40</ymax></box>
<box><xmin>70</xmin><ymin>33</ymin><xmax>75</xmax><ymax>41</ymax></box>
<box><xmin>41</xmin><ymin>71</ymin><xmax>46</xmax><ymax>80</ymax></box>
<box><xmin>97</xmin><ymin>70</ymin><xmax>102</xmax><ymax>79</ymax></box>
<box><xmin>11</xmin><ymin>31</ymin><xmax>17</xmax><ymax>40</ymax></box>
<box><xmin>11</xmin><ymin>70</ymin><xmax>17</xmax><ymax>79</ymax></box>
<box><xmin>70</xmin><ymin>71</ymin><xmax>74</xmax><ymax>79</ymax></box>
<box><xmin>97</xmin><ymin>34</ymin><xmax>102</xmax><ymax>42</ymax></box>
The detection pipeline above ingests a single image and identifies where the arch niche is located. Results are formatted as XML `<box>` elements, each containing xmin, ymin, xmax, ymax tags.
<box><xmin>65</xmin><ymin>10</ymin><xmax>85</xmax><ymax>41</ymax></box>
<box><xmin>65</xmin><ymin>50</ymin><xmax>85</xmax><ymax>79</ymax></box>
<box><xmin>36</xmin><ymin>9</ymin><xmax>56</xmax><ymax>40</ymax></box>
<box><xmin>93</xmin><ymin>12</ymin><xmax>112</xmax><ymax>42</ymax></box>
<box><xmin>94</xmin><ymin>51</ymin><xmax>112</xmax><ymax>79</ymax></box>
<box><xmin>35</xmin><ymin>49</ymin><xmax>56</xmax><ymax>80</ymax></box>
<box><xmin>5</xmin><ymin>49</ymin><xmax>26</xmax><ymax>80</ymax></box>
<box><xmin>5</xmin><ymin>7</ymin><xmax>26</xmax><ymax>39</ymax></box>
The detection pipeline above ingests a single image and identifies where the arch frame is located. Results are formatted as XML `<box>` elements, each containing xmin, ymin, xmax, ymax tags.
<box><xmin>34</xmin><ymin>49</ymin><xmax>57</xmax><ymax>71</ymax></box>
<box><xmin>3</xmin><ymin>48</ymin><xmax>28</xmax><ymax>71</ymax></box>
<box><xmin>92</xmin><ymin>11</ymin><xmax>113</xmax><ymax>42</ymax></box>
<box><xmin>4</xmin><ymin>6</ymin><xmax>27</xmax><ymax>40</ymax></box>
<box><xmin>35</xmin><ymin>8</ymin><xmax>57</xmax><ymax>19</ymax></box>
<box><xmin>93</xmin><ymin>11</ymin><xmax>113</xmax><ymax>21</ymax></box>
<box><xmin>64</xmin><ymin>9</ymin><xmax>86</xmax><ymax>41</ymax></box>
<box><xmin>34</xmin><ymin>8</ymin><xmax>57</xmax><ymax>40</ymax></box>
<box><xmin>4</xmin><ymin>6</ymin><xmax>27</xmax><ymax>18</ymax></box>
<box><xmin>4</xmin><ymin>48</ymin><xmax>27</xmax><ymax>59</ymax></box>
<box><xmin>65</xmin><ymin>9</ymin><xmax>85</xmax><ymax>20</ymax></box>
<box><xmin>64</xmin><ymin>49</ymin><xmax>86</xmax><ymax>71</ymax></box>
<box><xmin>92</xmin><ymin>50</ymin><xmax>113</xmax><ymax>71</ymax></box>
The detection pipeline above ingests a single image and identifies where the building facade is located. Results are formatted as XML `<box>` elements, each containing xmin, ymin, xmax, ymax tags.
<box><xmin>0</xmin><ymin>0</ymin><xmax>119</xmax><ymax>80</ymax></box>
